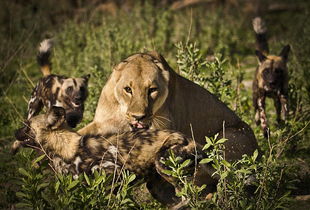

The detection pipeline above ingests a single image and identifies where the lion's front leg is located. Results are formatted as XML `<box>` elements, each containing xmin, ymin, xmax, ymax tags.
<box><xmin>77</xmin><ymin>121</ymin><xmax>99</xmax><ymax>136</ymax></box>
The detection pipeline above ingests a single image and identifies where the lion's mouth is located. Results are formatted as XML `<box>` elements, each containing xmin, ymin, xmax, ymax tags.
<box><xmin>130</xmin><ymin>121</ymin><xmax>149</xmax><ymax>130</ymax></box>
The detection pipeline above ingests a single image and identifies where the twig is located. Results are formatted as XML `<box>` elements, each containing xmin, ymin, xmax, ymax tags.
<box><xmin>108</xmin><ymin>132</ymin><xmax>119</xmax><ymax>207</ymax></box>
<box><xmin>20</xmin><ymin>63</ymin><xmax>35</xmax><ymax>88</ymax></box>
<box><xmin>190</xmin><ymin>124</ymin><xmax>198</xmax><ymax>181</ymax></box>
<box><xmin>4</xmin><ymin>95</ymin><xmax>24</xmax><ymax>120</ymax></box>
<box><xmin>186</xmin><ymin>8</ymin><xmax>193</xmax><ymax>45</ymax></box>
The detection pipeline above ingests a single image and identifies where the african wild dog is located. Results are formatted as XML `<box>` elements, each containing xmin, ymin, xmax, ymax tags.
<box><xmin>12</xmin><ymin>39</ymin><xmax>90</xmax><ymax>154</ymax></box>
<box><xmin>252</xmin><ymin>17</ymin><xmax>290</xmax><ymax>138</ymax></box>
<box><xmin>14</xmin><ymin>106</ymin><xmax>214</xmax><ymax>207</ymax></box>
<box><xmin>27</xmin><ymin>39</ymin><xmax>90</xmax><ymax>128</ymax></box>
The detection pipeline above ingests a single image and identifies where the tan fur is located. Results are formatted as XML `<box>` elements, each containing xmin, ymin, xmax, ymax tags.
<box><xmin>15</xmin><ymin>110</ymin><xmax>208</xmax><ymax>208</ymax></box>
<box><xmin>77</xmin><ymin>52</ymin><xmax>259</xmax><ymax>205</ymax></box>
<box><xmin>79</xmin><ymin>51</ymin><xmax>258</xmax><ymax>161</ymax></box>
<box><xmin>29</xmin><ymin>114</ymin><xmax>80</xmax><ymax>161</ymax></box>
<box><xmin>41</xmin><ymin>65</ymin><xmax>51</xmax><ymax>76</ymax></box>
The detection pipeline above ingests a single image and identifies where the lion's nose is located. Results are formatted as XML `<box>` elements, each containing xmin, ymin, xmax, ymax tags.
<box><xmin>132</xmin><ymin>114</ymin><xmax>146</xmax><ymax>121</ymax></box>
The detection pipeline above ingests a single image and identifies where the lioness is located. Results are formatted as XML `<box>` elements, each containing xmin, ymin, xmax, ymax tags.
<box><xmin>78</xmin><ymin>51</ymin><xmax>258</xmax><ymax>204</ymax></box>
<box><xmin>79</xmin><ymin>51</ymin><xmax>258</xmax><ymax>161</ymax></box>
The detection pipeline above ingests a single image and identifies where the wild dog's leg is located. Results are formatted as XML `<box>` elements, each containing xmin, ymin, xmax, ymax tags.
<box><xmin>27</xmin><ymin>86</ymin><xmax>43</xmax><ymax>120</ymax></box>
<box><xmin>253</xmin><ymin>89</ymin><xmax>260</xmax><ymax>125</ymax></box>
<box><xmin>279</xmin><ymin>93</ymin><xmax>288</xmax><ymax>121</ymax></box>
<box><xmin>257</xmin><ymin>94</ymin><xmax>269</xmax><ymax>138</ymax></box>
<box><xmin>252</xmin><ymin>77</ymin><xmax>261</xmax><ymax>126</ymax></box>
<box><xmin>274</xmin><ymin>96</ymin><xmax>282</xmax><ymax>123</ymax></box>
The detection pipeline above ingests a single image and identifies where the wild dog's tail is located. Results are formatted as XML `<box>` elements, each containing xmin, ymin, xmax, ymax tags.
<box><xmin>252</xmin><ymin>17</ymin><xmax>269</xmax><ymax>54</ymax></box>
<box><xmin>37</xmin><ymin>39</ymin><xmax>53</xmax><ymax>76</ymax></box>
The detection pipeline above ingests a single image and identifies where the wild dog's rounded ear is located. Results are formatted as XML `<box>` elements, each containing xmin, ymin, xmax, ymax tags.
<box><xmin>255</xmin><ymin>50</ymin><xmax>267</xmax><ymax>63</ymax></box>
<box><xmin>15</xmin><ymin>125</ymin><xmax>30</xmax><ymax>141</ymax></box>
<box><xmin>83</xmin><ymin>74</ymin><xmax>90</xmax><ymax>82</ymax></box>
<box><xmin>46</xmin><ymin>106</ymin><xmax>66</xmax><ymax>129</ymax></box>
<box><xmin>279</xmin><ymin>45</ymin><xmax>290</xmax><ymax>62</ymax></box>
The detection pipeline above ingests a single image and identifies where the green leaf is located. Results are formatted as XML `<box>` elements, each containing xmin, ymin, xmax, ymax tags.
<box><xmin>84</xmin><ymin>172</ymin><xmax>91</xmax><ymax>186</ymax></box>
<box><xmin>15</xmin><ymin>202</ymin><xmax>32</xmax><ymax>208</ymax></box>
<box><xmin>252</xmin><ymin>149</ymin><xmax>258</xmax><ymax>161</ymax></box>
<box><xmin>127</xmin><ymin>174</ymin><xmax>136</xmax><ymax>183</ymax></box>
<box><xmin>68</xmin><ymin>180</ymin><xmax>79</xmax><ymax>190</ymax></box>
<box><xmin>202</xmin><ymin>143</ymin><xmax>212</xmax><ymax>150</ymax></box>
<box><xmin>222</xmin><ymin>160</ymin><xmax>231</xmax><ymax>168</ymax></box>
<box><xmin>55</xmin><ymin>181</ymin><xmax>60</xmax><ymax>193</ymax></box>
<box><xmin>205</xmin><ymin>136</ymin><xmax>213</xmax><ymax>145</ymax></box>
<box><xmin>220</xmin><ymin>171</ymin><xmax>229</xmax><ymax>179</ymax></box>
<box><xmin>33</xmin><ymin>154</ymin><xmax>46</xmax><ymax>164</ymax></box>
<box><xmin>237</xmin><ymin>169</ymin><xmax>251</xmax><ymax>174</ymax></box>
<box><xmin>216</xmin><ymin>138</ymin><xmax>228</xmax><ymax>144</ymax></box>
<box><xmin>199</xmin><ymin>158</ymin><xmax>213</xmax><ymax>164</ymax></box>
<box><xmin>18</xmin><ymin>168</ymin><xmax>32</xmax><ymax>179</ymax></box>
<box><xmin>180</xmin><ymin>159</ymin><xmax>191</xmax><ymax>168</ymax></box>
<box><xmin>16</xmin><ymin>192</ymin><xmax>28</xmax><ymax>199</ymax></box>
<box><xmin>37</xmin><ymin>182</ymin><xmax>49</xmax><ymax>192</ymax></box>
<box><xmin>121</xmin><ymin>198</ymin><xmax>133</xmax><ymax>205</ymax></box>
<box><xmin>162</xmin><ymin>169</ymin><xmax>173</xmax><ymax>176</ymax></box>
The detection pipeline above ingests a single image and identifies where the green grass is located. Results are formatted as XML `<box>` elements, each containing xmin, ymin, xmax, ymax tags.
<box><xmin>0</xmin><ymin>0</ymin><xmax>309</xmax><ymax>209</ymax></box>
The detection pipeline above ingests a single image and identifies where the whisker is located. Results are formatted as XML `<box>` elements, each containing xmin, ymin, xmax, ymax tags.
<box><xmin>153</xmin><ymin>117</ymin><xmax>165</xmax><ymax>128</ymax></box>
<box><xmin>155</xmin><ymin>115</ymin><xmax>171</xmax><ymax>122</ymax></box>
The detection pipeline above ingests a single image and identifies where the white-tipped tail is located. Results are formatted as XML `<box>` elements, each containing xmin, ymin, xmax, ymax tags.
<box><xmin>252</xmin><ymin>17</ymin><xmax>267</xmax><ymax>34</ymax></box>
<box><xmin>37</xmin><ymin>39</ymin><xmax>53</xmax><ymax>76</ymax></box>
<box><xmin>38</xmin><ymin>39</ymin><xmax>53</xmax><ymax>53</ymax></box>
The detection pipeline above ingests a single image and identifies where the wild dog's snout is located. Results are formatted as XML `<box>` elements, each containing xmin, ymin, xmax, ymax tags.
<box><xmin>15</xmin><ymin>126</ymin><xmax>30</xmax><ymax>141</ymax></box>
<box><xmin>66</xmin><ymin>110</ymin><xmax>83</xmax><ymax>128</ymax></box>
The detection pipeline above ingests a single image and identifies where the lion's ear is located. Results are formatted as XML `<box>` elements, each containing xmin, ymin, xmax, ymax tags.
<box><xmin>46</xmin><ymin>106</ymin><xmax>66</xmax><ymax>129</ymax></box>
<box><xmin>147</xmin><ymin>51</ymin><xmax>162</xmax><ymax>60</ymax></box>
<box><xmin>147</xmin><ymin>51</ymin><xmax>171</xmax><ymax>71</ymax></box>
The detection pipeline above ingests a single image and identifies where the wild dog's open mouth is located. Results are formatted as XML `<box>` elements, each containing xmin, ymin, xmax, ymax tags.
<box><xmin>71</xmin><ymin>101</ymin><xmax>81</xmax><ymax>108</ymax></box>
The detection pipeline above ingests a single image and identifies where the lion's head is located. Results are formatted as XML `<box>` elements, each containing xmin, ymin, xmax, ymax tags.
<box><xmin>111</xmin><ymin>52</ymin><xmax>170</xmax><ymax>130</ymax></box>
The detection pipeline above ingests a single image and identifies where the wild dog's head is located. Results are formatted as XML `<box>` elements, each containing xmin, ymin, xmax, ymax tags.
<box><xmin>56</xmin><ymin>75</ymin><xmax>90</xmax><ymax>127</ymax></box>
<box><xmin>255</xmin><ymin>45</ymin><xmax>290</xmax><ymax>92</ymax></box>
<box><xmin>15</xmin><ymin>106</ymin><xmax>67</xmax><ymax>144</ymax></box>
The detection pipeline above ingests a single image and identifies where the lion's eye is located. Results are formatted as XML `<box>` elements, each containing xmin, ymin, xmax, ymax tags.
<box><xmin>124</xmin><ymin>87</ymin><xmax>132</xmax><ymax>94</ymax></box>
<box><xmin>148</xmin><ymin>87</ymin><xmax>158</xmax><ymax>95</ymax></box>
